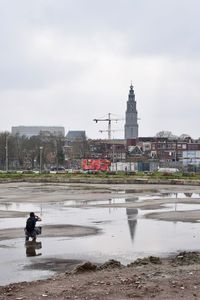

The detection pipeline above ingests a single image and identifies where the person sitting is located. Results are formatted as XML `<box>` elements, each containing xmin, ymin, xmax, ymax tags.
<box><xmin>25</xmin><ymin>212</ymin><xmax>42</xmax><ymax>242</ymax></box>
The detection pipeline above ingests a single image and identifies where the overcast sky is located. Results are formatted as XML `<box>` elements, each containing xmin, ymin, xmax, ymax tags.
<box><xmin>1</xmin><ymin>0</ymin><xmax>200</xmax><ymax>139</ymax></box>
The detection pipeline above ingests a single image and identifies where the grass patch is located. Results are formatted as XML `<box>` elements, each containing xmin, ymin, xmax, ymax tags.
<box><xmin>0</xmin><ymin>171</ymin><xmax>200</xmax><ymax>182</ymax></box>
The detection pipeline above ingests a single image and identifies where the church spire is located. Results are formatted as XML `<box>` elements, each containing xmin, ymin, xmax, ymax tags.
<box><xmin>124</xmin><ymin>83</ymin><xmax>138</xmax><ymax>140</ymax></box>
<box><xmin>128</xmin><ymin>82</ymin><xmax>135</xmax><ymax>101</ymax></box>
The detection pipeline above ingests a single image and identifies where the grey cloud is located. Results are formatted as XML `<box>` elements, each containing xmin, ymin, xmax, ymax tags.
<box><xmin>9</xmin><ymin>0</ymin><xmax>199</xmax><ymax>58</ymax></box>
<box><xmin>0</xmin><ymin>0</ymin><xmax>200</xmax><ymax>138</ymax></box>
<box><xmin>1</xmin><ymin>1</ymin><xmax>200</xmax><ymax>63</ymax></box>
<box><xmin>0</xmin><ymin>55</ymin><xmax>89</xmax><ymax>90</ymax></box>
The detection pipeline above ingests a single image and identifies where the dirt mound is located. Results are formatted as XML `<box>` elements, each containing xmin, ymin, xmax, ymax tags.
<box><xmin>98</xmin><ymin>259</ymin><xmax>122</xmax><ymax>270</ymax></box>
<box><xmin>72</xmin><ymin>261</ymin><xmax>98</xmax><ymax>273</ymax></box>
<box><xmin>2</xmin><ymin>252</ymin><xmax>200</xmax><ymax>299</ymax></box>
<box><xmin>72</xmin><ymin>259</ymin><xmax>123</xmax><ymax>274</ymax></box>
<box><xmin>173</xmin><ymin>251</ymin><xmax>200</xmax><ymax>265</ymax></box>
<box><xmin>128</xmin><ymin>256</ymin><xmax>162</xmax><ymax>266</ymax></box>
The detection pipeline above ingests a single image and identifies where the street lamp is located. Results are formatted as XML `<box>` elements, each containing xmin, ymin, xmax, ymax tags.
<box><xmin>39</xmin><ymin>146</ymin><xmax>43</xmax><ymax>173</ymax></box>
<box><xmin>5</xmin><ymin>134</ymin><xmax>8</xmax><ymax>172</ymax></box>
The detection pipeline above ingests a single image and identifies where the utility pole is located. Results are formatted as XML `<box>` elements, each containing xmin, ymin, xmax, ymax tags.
<box><xmin>39</xmin><ymin>146</ymin><xmax>43</xmax><ymax>173</ymax></box>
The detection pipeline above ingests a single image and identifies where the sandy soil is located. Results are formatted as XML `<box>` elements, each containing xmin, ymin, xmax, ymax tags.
<box><xmin>1</xmin><ymin>252</ymin><xmax>200</xmax><ymax>299</ymax></box>
<box><xmin>146</xmin><ymin>210</ymin><xmax>200</xmax><ymax>223</ymax></box>
<box><xmin>0</xmin><ymin>224</ymin><xmax>99</xmax><ymax>241</ymax></box>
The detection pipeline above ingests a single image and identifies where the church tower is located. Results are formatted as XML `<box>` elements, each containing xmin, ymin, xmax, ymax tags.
<box><xmin>124</xmin><ymin>84</ymin><xmax>138</xmax><ymax>140</ymax></box>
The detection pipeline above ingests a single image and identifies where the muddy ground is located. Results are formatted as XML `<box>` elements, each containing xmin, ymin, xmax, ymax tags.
<box><xmin>1</xmin><ymin>252</ymin><xmax>200</xmax><ymax>299</ymax></box>
<box><xmin>0</xmin><ymin>224</ymin><xmax>99</xmax><ymax>241</ymax></box>
<box><xmin>1</xmin><ymin>182</ymin><xmax>200</xmax><ymax>299</ymax></box>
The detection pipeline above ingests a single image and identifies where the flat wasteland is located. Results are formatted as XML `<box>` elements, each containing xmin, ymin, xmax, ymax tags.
<box><xmin>1</xmin><ymin>182</ymin><xmax>200</xmax><ymax>299</ymax></box>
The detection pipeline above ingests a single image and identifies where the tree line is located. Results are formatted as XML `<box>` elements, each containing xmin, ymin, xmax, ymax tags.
<box><xmin>0</xmin><ymin>132</ymin><xmax>65</xmax><ymax>171</ymax></box>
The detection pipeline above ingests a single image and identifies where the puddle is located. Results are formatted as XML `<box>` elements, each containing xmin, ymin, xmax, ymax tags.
<box><xmin>62</xmin><ymin>193</ymin><xmax>200</xmax><ymax>207</ymax></box>
<box><xmin>1</xmin><ymin>185</ymin><xmax>200</xmax><ymax>286</ymax></box>
<box><xmin>164</xmin><ymin>203</ymin><xmax>200</xmax><ymax>211</ymax></box>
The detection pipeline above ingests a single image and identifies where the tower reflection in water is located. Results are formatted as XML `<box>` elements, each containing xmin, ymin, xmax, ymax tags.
<box><xmin>25</xmin><ymin>241</ymin><xmax>42</xmax><ymax>257</ymax></box>
<box><xmin>126</xmin><ymin>197</ymin><xmax>138</xmax><ymax>242</ymax></box>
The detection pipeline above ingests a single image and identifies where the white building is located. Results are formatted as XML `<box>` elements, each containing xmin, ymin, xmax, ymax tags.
<box><xmin>182</xmin><ymin>150</ymin><xmax>200</xmax><ymax>166</ymax></box>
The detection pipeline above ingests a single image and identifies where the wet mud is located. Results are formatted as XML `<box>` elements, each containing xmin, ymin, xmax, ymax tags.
<box><xmin>0</xmin><ymin>224</ymin><xmax>99</xmax><ymax>241</ymax></box>
<box><xmin>1</xmin><ymin>182</ymin><xmax>200</xmax><ymax>286</ymax></box>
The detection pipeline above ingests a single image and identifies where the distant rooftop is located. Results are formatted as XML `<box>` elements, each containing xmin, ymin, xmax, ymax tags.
<box><xmin>66</xmin><ymin>130</ymin><xmax>86</xmax><ymax>140</ymax></box>
<box><xmin>12</xmin><ymin>126</ymin><xmax>65</xmax><ymax>138</ymax></box>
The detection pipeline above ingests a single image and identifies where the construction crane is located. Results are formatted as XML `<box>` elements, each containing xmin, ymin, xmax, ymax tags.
<box><xmin>93</xmin><ymin>113</ymin><xmax>124</xmax><ymax>139</ymax></box>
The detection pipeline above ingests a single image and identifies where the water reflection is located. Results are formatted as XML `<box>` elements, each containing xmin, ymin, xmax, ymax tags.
<box><xmin>126</xmin><ymin>207</ymin><xmax>138</xmax><ymax>242</ymax></box>
<box><xmin>2</xmin><ymin>187</ymin><xmax>200</xmax><ymax>286</ymax></box>
<box><xmin>184</xmin><ymin>193</ymin><xmax>193</xmax><ymax>198</ymax></box>
<box><xmin>25</xmin><ymin>241</ymin><xmax>42</xmax><ymax>257</ymax></box>
<box><xmin>1</xmin><ymin>192</ymin><xmax>200</xmax><ymax>212</ymax></box>
<box><xmin>162</xmin><ymin>192</ymin><xmax>200</xmax><ymax>199</ymax></box>
<box><xmin>125</xmin><ymin>197</ymin><xmax>138</xmax><ymax>242</ymax></box>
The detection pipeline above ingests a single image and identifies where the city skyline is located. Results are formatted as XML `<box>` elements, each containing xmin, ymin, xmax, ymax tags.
<box><xmin>0</xmin><ymin>1</ymin><xmax>200</xmax><ymax>139</ymax></box>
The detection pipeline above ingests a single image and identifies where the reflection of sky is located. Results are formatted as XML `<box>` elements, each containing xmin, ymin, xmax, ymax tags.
<box><xmin>1</xmin><ymin>213</ymin><xmax>200</xmax><ymax>286</ymax></box>
<box><xmin>0</xmin><ymin>239</ymin><xmax>54</xmax><ymax>285</ymax></box>
<box><xmin>1</xmin><ymin>200</ymin><xmax>200</xmax><ymax>255</ymax></box>
<box><xmin>163</xmin><ymin>203</ymin><xmax>200</xmax><ymax>211</ymax></box>
<box><xmin>1</xmin><ymin>192</ymin><xmax>200</xmax><ymax>285</ymax></box>
<box><xmin>61</xmin><ymin>193</ymin><xmax>200</xmax><ymax>206</ymax></box>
